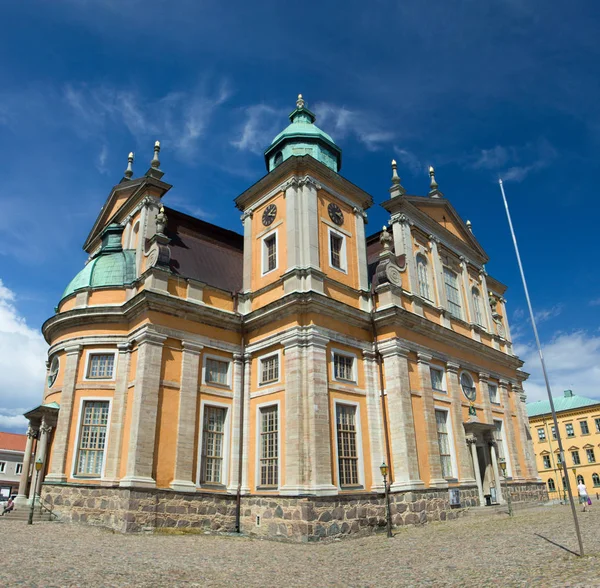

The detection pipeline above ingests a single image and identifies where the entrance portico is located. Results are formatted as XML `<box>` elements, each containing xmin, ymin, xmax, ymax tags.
<box><xmin>464</xmin><ymin>422</ymin><xmax>504</xmax><ymax>507</ymax></box>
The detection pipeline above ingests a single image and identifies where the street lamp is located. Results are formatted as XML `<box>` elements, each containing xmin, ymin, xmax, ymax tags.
<box><xmin>27</xmin><ymin>458</ymin><xmax>43</xmax><ymax>525</ymax></box>
<box><xmin>498</xmin><ymin>458</ymin><xmax>513</xmax><ymax>517</ymax></box>
<box><xmin>380</xmin><ymin>462</ymin><xmax>393</xmax><ymax>538</ymax></box>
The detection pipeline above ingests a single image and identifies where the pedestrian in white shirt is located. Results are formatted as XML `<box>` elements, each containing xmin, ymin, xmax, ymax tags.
<box><xmin>577</xmin><ymin>481</ymin><xmax>591</xmax><ymax>512</ymax></box>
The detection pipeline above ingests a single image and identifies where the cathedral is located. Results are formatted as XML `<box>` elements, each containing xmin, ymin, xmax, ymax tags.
<box><xmin>17</xmin><ymin>95</ymin><xmax>545</xmax><ymax>540</ymax></box>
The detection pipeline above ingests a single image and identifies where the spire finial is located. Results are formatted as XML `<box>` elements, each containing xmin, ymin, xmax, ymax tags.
<box><xmin>296</xmin><ymin>93</ymin><xmax>305</xmax><ymax>109</ymax></box>
<box><xmin>389</xmin><ymin>159</ymin><xmax>406</xmax><ymax>198</ymax></box>
<box><xmin>466</xmin><ymin>220</ymin><xmax>473</xmax><ymax>233</ymax></box>
<box><xmin>151</xmin><ymin>140</ymin><xmax>161</xmax><ymax>169</ymax></box>
<box><xmin>124</xmin><ymin>151</ymin><xmax>134</xmax><ymax>180</ymax></box>
<box><xmin>429</xmin><ymin>165</ymin><xmax>442</xmax><ymax>198</ymax></box>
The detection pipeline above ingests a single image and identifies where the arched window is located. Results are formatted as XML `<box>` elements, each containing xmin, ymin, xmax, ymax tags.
<box><xmin>472</xmin><ymin>287</ymin><xmax>484</xmax><ymax>327</ymax></box>
<box><xmin>577</xmin><ymin>475</ymin><xmax>584</xmax><ymax>484</ymax></box>
<box><xmin>593</xmin><ymin>473</ymin><xmax>600</xmax><ymax>487</ymax></box>
<box><xmin>416</xmin><ymin>254</ymin><xmax>431</xmax><ymax>300</ymax></box>
<box><xmin>548</xmin><ymin>478</ymin><xmax>556</xmax><ymax>491</ymax></box>
<box><xmin>274</xmin><ymin>151</ymin><xmax>283</xmax><ymax>167</ymax></box>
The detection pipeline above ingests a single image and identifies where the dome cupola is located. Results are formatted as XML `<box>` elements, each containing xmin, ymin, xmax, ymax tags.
<box><xmin>264</xmin><ymin>94</ymin><xmax>342</xmax><ymax>173</ymax></box>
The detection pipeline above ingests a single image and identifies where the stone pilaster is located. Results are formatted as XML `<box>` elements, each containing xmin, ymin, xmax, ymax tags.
<box><xmin>354</xmin><ymin>208</ymin><xmax>369</xmax><ymax>293</ymax></box>
<box><xmin>280</xmin><ymin>333</ymin><xmax>306</xmax><ymax>494</ymax></box>
<box><xmin>239</xmin><ymin>353</ymin><xmax>252</xmax><ymax>493</ymax></box>
<box><xmin>460</xmin><ymin>258</ymin><xmax>474</xmax><ymax>324</ymax></box>
<box><xmin>45</xmin><ymin>344</ymin><xmax>81</xmax><ymax>483</ymax></box>
<box><xmin>103</xmin><ymin>342</ymin><xmax>132</xmax><ymax>484</ymax></box>
<box><xmin>284</xmin><ymin>180</ymin><xmax>300</xmax><ymax>270</ymax></box>
<box><xmin>489</xmin><ymin>441</ymin><xmax>504</xmax><ymax>503</ymax></box>
<box><xmin>429</xmin><ymin>237</ymin><xmax>450</xmax><ymax>327</ymax></box>
<box><xmin>499</xmin><ymin>380</ymin><xmax>522</xmax><ymax>480</ymax></box>
<box><xmin>227</xmin><ymin>353</ymin><xmax>244</xmax><ymax>493</ymax></box>
<box><xmin>446</xmin><ymin>362</ymin><xmax>475</xmax><ymax>483</ymax></box>
<box><xmin>362</xmin><ymin>350</ymin><xmax>385</xmax><ymax>492</ymax></box>
<box><xmin>479</xmin><ymin>271</ymin><xmax>494</xmax><ymax>333</ymax></box>
<box><xmin>298</xmin><ymin>179</ymin><xmax>320</xmax><ymax>270</ymax></box>
<box><xmin>242</xmin><ymin>212</ymin><xmax>252</xmax><ymax>293</ymax></box>
<box><xmin>391</xmin><ymin>215</ymin><xmax>416</xmax><ymax>294</ymax></box>
<box><xmin>16</xmin><ymin>426</ymin><xmax>37</xmax><ymax>504</ymax></box>
<box><xmin>120</xmin><ymin>330</ymin><xmax>166</xmax><ymax>489</ymax></box>
<box><xmin>477</xmin><ymin>372</ymin><xmax>493</xmax><ymax>424</ymax></box>
<box><xmin>416</xmin><ymin>353</ymin><xmax>446</xmax><ymax>487</ymax></box>
<box><xmin>304</xmin><ymin>330</ymin><xmax>337</xmax><ymax>495</ymax></box>
<box><xmin>380</xmin><ymin>340</ymin><xmax>424</xmax><ymax>491</ymax></box>
<box><xmin>170</xmin><ymin>341</ymin><xmax>203</xmax><ymax>492</ymax></box>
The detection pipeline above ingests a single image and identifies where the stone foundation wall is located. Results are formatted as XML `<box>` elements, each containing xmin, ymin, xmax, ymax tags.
<box><xmin>507</xmin><ymin>481</ymin><xmax>548</xmax><ymax>504</ymax></box>
<box><xmin>41</xmin><ymin>481</ymin><xmax>545</xmax><ymax>542</ymax></box>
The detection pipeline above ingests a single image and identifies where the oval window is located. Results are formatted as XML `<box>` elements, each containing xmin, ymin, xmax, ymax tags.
<box><xmin>460</xmin><ymin>371</ymin><xmax>476</xmax><ymax>401</ymax></box>
<box><xmin>47</xmin><ymin>356</ymin><xmax>59</xmax><ymax>388</ymax></box>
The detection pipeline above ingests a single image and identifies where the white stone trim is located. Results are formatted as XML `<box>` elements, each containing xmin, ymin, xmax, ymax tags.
<box><xmin>257</xmin><ymin>349</ymin><xmax>282</xmax><ymax>387</ymax></box>
<box><xmin>430</xmin><ymin>365</ymin><xmax>447</xmax><ymax>394</ymax></box>
<box><xmin>261</xmin><ymin>227</ymin><xmax>279</xmax><ymax>276</ymax></box>
<box><xmin>433</xmin><ymin>405</ymin><xmax>459</xmax><ymax>482</ymax></box>
<box><xmin>82</xmin><ymin>348</ymin><xmax>118</xmax><ymax>382</ymax></box>
<box><xmin>493</xmin><ymin>418</ymin><xmax>513</xmax><ymax>478</ymax></box>
<box><xmin>327</xmin><ymin>226</ymin><xmax>348</xmax><ymax>274</ymax></box>
<box><xmin>330</xmin><ymin>347</ymin><xmax>358</xmax><ymax>384</ymax></box>
<box><xmin>255</xmin><ymin>399</ymin><xmax>281</xmax><ymax>491</ymax></box>
<box><xmin>196</xmin><ymin>399</ymin><xmax>231</xmax><ymax>488</ymax></box>
<box><xmin>70</xmin><ymin>396</ymin><xmax>113</xmax><ymax>481</ymax></box>
<box><xmin>321</xmin><ymin>217</ymin><xmax>352</xmax><ymax>237</ymax></box>
<box><xmin>256</xmin><ymin>219</ymin><xmax>283</xmax><ymax>240</ymax></box>
<box><xmin>202</xmin><ymin>353</ymin><xmax>233</xmax><ymax>389</ymax></box>
<box><xmin>333</xmin><ymin>398</ymin><xmax>366</xmax><ymax>490</ymax></box>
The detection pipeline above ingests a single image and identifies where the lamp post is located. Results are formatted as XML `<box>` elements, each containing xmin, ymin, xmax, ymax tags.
<box><xmin>380</xmin><ymin>462</ymin><xmax>393</xmax><ymax>538</ymax></box>
<box><xmin>499</xmin><ymin>458</ymin><xmax>513</xmax><ymax>517</ymax></box>
<box><xmin>27</xmin><ymin>458</ymin><xmax>43</xmax><ymax>525</ymax></box>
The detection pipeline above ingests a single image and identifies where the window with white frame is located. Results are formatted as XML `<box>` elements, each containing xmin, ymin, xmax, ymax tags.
<box><xmin>259</xmin><ymin>353</ymin><xmax>280</xmax><ymax>385</ymax></box>
<box><xmin>587</xmin><ymin>448</ymin><xmax>596</xmax><ymax>463</ymax></box>
<box><xmin>537</xmin><ymin>427</ymin><xmax>546</xmax><ymax>441</ymax></box>
<box><xmin>494</xmin><ymin>420</ymin><xmax>506</xmax><ymax>462</ymax></box>
<box><xmin>201</xmin><ymin>406</ymin><xmax>227</xmax><ymax>484</ymax></box>
<box><xmin>86</xmin><ymin>353</ymin><xmax>115</xmax><ymax>379</ymax></box>
<box><xmin>0</xmin><ymin>462</ymin><xmax>6</xmax><ymax>473</ymax></box>
<box><xmin>262</xmin><ymin>232</ymin><xmax>277</xmax><ymax>275</ymax></box>
<box><xmin>488</xmin><ymin>383</ymin><xmax>499</xmax><ymax>404</ymax></box>
<box><xmin>542</xmin><ymin>455</ymin><xmax>551</xmax><ymax>469</ymax></box>
<box><xmin>336</xmin><ymin>404</ymin><xmax>360</xmax><ymax>487</ymax></box>
<box><xmin>75</xmin><ymin>400</ymin><xmax>109</xmax><ymax>477</ymax></box>
<box><xmin>580</xmin><ymin>420</ymin><xmax>590</xmax><ymax>435</ymax></box>
<box><xmin>328</xmin><ymin>228</ymin><xmax>347</xmax><ymax>272</ymax></box>
<box><xmin>435</xmin><ymin>410</ymin><xmax>453</xmax><ymax>478</ymax></box>
<box><xmin>443</xmin><ymin>267</ymin><xmax>462</xmax><ymax>319</ymax></box>
<box><xmin>416</xmin><ymin>254</ymin><xmax>431</xmax><ymax>300</ymax></box>
<box><xmin>430</xmin><ymin>367</ymin><xmax>446</xmax><ymax>392</ymax></box>
<box><xmin>15</xmin><ymin>463</ymin><xmax>23</xmax><ymax>475</ymax></box>
<box><xmin>258</xmin><ymin>405</ymin><xmax>279</xmax><ymax>487</ymax></box>
<box><xmin>204</xmin><ymin>357</ymin><xmax>230</xmax><ymax>387</ymax></box>
<box><xmin>471</xmin><ymin>287</ymin><xmax>484</xmax><ymax>327</ymax></box>
<box><xmin>333</xmin><ymin>351</ymin><xmax>356</xmax><ymax>382</ymax></box>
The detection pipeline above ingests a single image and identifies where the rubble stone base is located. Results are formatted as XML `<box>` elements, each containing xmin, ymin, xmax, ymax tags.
<box><xmin>41</xmin><ymin>481</ymin><xmax>547</xmax><ymax>542</ymax></box>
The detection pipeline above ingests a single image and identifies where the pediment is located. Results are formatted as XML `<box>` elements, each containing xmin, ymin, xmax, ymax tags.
<box><xmin>539</xmin><ymin>450</ymin><xmax>550</xmax><ymax>456</ymax></box>
<box><xmin>568</xmin><ymin>445</ymin><xmax>580</xmax><ymax>451</ymax></box>
<box><xmin>583</xmin><ymin>443</ymin><xmax>595</xmax><ymax>449</ymax></box>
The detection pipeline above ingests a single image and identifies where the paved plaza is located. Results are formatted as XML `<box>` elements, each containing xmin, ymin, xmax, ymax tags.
<box><xmin>2</xmin><ymin>504</ymin><xmax>599</xmax><ymax>587</ymax></box>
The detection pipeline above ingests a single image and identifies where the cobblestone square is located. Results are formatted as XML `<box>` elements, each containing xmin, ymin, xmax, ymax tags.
<box><xmin>2</xmin><ymin>504</ymin><xmax>599</xmax><ymax>587</ymax></box>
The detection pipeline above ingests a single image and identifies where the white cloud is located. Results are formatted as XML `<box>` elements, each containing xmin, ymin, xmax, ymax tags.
<box><xmin>231</xmin><ymin>104</ymin><xmax>286</xmax><ymax>154</ymax></box>
<box><xmin>0</xmin><ymin>279</ymin><xmax>47</xmax><ymax>433</ymax></box>
<box><xmin>96</xmin><ymin>144</ymin><xmax>109</xmax><ymax>175</ymax></box>
<box><xmin>515</xmin><ymin>330</ymin><xmax>600</xmax><ymax>404</ymax></box>
<box><xmin>393</xmin><ymin>147</ymin><xmax>424</xmax><ymax>175</ymax></box>
<box><xmin>534</xmin><ymin>304</ymin><xmax>563</xmax><ymax>324</ymax></box>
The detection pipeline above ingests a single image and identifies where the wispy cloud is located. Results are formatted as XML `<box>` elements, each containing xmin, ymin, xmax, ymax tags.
<box><xmin>96</xmin><ymin>144</ymin><xmax>109</xmax><ymax>174</ymax></box>
<box><xmin>393</xmin><ymin>147</ymin><xmax>424</xmax><ymax>175</ymax></box>
<box><xmin>589</xmin><ymin>298</ymin><xmax>600</xmax><ymax>307</ymax></box>
<box><xmin>534</xmin><ymin>304</ymin><xmax>563</xmax><ymax>324</ymax></box>
<box><xmin>231</xmin><ymin>104</ymin><xmax>286</xmax><ymax>154</ymax></box>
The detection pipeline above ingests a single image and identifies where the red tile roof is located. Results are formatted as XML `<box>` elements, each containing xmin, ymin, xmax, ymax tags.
<box><xmin>0</xmin><ymin>432</ymin><xmax>27</xmax><ymax>452</ymax></box>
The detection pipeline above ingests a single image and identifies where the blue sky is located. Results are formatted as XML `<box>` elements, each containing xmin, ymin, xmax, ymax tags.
<box><xmin>1</xmin><ymin>0</ymin><xmax>599</xmax><ymax>432</ymax></box>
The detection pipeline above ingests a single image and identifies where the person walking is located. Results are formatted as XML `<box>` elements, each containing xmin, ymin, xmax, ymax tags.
<box><xmin>577</xmin><ymin>480</ymin><xmax>591</xmax><ymax>512</ymax></box>
<box><xmin>1</xmin><ymin>497</ymin><xmax>14</xmax><ymax>516</ymax></box>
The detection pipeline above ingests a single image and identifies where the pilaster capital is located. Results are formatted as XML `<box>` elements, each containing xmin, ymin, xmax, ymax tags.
<box><xmin>361</xmin><ymin>349</ymin><xmax>377</xmax><ymax>361</ymax></box>
<box><xmin>352</xmin><ymin>206</ymin><xmax>368</xmax><ymax>222</ymax></box>
<box><xmin>417</xmin><ymin>352</ymin><xmax>432</xmax><ymax>365</ymax></box>
<box><xmin>428</xmin><ymin>234</ymin><xmax>440</xmax><ymax>245</ymax></box>
<box><xmin>281</xmin><ymin>177</ymin><xmax>299</xmax><ymax>191</ymax></box>
<box><xmin>182</xmin><ymin>341</ymin><xmax>204</xmax><ymax>354</ymax></box>
<box><xmin>232</xmin><ymin>352</ymin><xmax>244</xmax><ymax>364</ymax></box>
<box><xmin>498</xmin><ymin>379</ymin><xmax>509</xmax><ymax>389</ymax></box>
<box><xmin>478</xmin><ymin>372</ymin><xmax>490</xmax><ymax>382</ymax></box>
<box><xmin>64</xmin><ymin>344</ymin><xmax>82</xmax><ymax>356</ymax></box>
<box><xmin>39</xmin><ymin>422</ymin><xmax>53</xmax><ymax>435</ymax></box>
<box><xmin>303</xmin><ymin>331</ymin><xmax>329</xmax><ymax>350</ymax></box>
<box><xmin>281</xmin><ymin>332</ymin><xmax>304</xmax><ymax>350</ymax></box>
<box><xmin>27</xmin><ymin>426</ymin><xmax>39</xmax><ymax>439</ymax></box>
<box><xmin>135</xmin><ymin>329</ymin><xmax>167</xmax><ymax>347</ymax></box>
<box><xmin>298</xmin><ymin>175</ymin><xmax>322</xmax><ymax>190</ymax></box>
<box><xmin>466</xmin><ymin>434</ymin><xmax>477</xmax><ymax>445</ymax></box>
<box><xmin>378</xmin><ymin>339</ymin><xmax>410</xmax><ymax>359</ymax></box>
<box><xmin>446</xmin><ymin>361</ymin><xmax>460</xmax><ymax>374</ymax></box>
<box><xmin>117</xmin><ymin>341</ymin><xmax>132</xmax><ymax>353</ymax></box>
<box><xmin>240</xmin><ymin>210</ymin><xmax>253</xmax><ymax>223</ymax></box>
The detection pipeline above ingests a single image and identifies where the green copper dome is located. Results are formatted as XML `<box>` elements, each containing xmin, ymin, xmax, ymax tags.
<box><xmin>265</xmin><ymin>95</ymin><xmax>342</xmax><ymax>172</ymax></box>
<box><xmin>61</xmin><ymin>224</ymin><xmax>136</xmax><ymax>302</ymax></box>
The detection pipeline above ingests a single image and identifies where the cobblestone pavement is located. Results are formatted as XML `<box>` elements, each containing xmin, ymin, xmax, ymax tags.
<box><xmin>2</xmin><ymin>503</ymin><xmax>600</xmax><ymax>587</ymax></box>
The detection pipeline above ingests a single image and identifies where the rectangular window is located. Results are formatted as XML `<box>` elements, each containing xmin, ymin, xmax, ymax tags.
<box><xmin>330</xmin><ymin>233</ymin><xmax>343</xmax><ymax>269</ymax></box>
<box><xmin>572</xmin><ymin>450</ymin><xmax>580</xmax><ymax>465</ymax></box>
<box><xmin>542</xmin><ymin>455</ymin><xmax>551</xmax><ymax>469</ymax></box>
<box><xmin>580</xmin><ymin>421</ymin><xmax>590</xmax><ymax>435</ymax></box>
<box><xmin>259</xmin><ymin>405</ymin><xmax>278</xmax><ymax>487</ymax></box>
<box><xmin>0</xmin><ymin>462</ymin><xmax>6</xmax><ymax>473</ymax></box>
<box><xmin>551</xmin><ymin>426</ymin><xmax>557</xmax><ymax>440</ymax></box>
<box><xmin>259</xmin><ymin>353</ymin><xmax>279</xmax><ymax>385</ymax></box>
<box><xmin>333</xmin><ymin>353</ymin><xmax>355</xmax><ymax>382</ymax></box>
<box><xmin>76</xmin><ymin>400</ymin><xmax>109</xmax><ymax>476</ymax></box>
<box><xmin>557</xmin><ymin>453</ymin><xmax>563</xmax><ymax>466</ymax></box>
<box><xmin>537</xmin><ymin>428</ymin><xmax>546</xmax><ymax>441</ymax></box>
<box><xmin>566</xmin><ymin>423</ymin><xmax>575</xmax><ymax>437</ymax></box>
<box><xmin>494</xmin><ymin>421</ymin><xmax>505</xmax><ymax>461</ymax></box>
<box><xmin>587</xmin><ymin>448</ymin><xmax>596</xmax><ymax>463</ymax></box>
<box><xmin>488</xmin><ymin>383</ymin><xmax>499</xmax><ymax>404</ymax></box>
<box><xmin>205</xmin><ymin>358</ymin><xmax>229</xmax><ymax>387</ymax></box>
<box><xmin>443</xmin><ymin>267</ymin><xmax>462</xmax><ymax>319</ymax></box>
<box><xmin>336</xmin><ymin>404</ymin><xmax>359</xmax><ymax>487</ymax></box>
<box><xmin>435</xmin><ymin>410</ymin><xmax>453</xmax><ymax>478</ymax></box>
<box><xmin>15</xmin><ymin>463</ymin><xmax>23</xmax><ymax>475</ymax></box>
<box><xmin>430</xmin><ymin>367</ymin><xmax>445</xmax><ymax>392</ymax></box>
<box><xmin>595</xmin><ymin>418</ymin><xmax>600</xmax><ymax>433</ymax></box>
<box><xmin>264</xmin><ymin>234</ymin><xmax>277</xmax><ymax>273</ymax></box>
<box><xmin>201</xmin><ymin>406</ymin><xmax>226</xmax><ymax>484</ymax></box>
<box><xmin>87</xmin><ymin>353</ymin><xmax>115</xmax><ymax>379</ymax></box>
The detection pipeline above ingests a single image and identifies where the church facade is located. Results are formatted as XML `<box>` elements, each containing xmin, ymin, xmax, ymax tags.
<box><xmin>18</xmin><ymin>96</ymin><xmax>545</xmax><ymax>540</ymax></box>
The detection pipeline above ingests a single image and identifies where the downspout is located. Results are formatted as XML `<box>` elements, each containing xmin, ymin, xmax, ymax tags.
<box><xmin>370</xmin><ymin>291</ymin><xmax>393</xmax><ymax>483</ymax></box>
<box><xmin>234</xmin><ymin>293</ymin><xmax>246</xmax><ymax>533</ymax></box>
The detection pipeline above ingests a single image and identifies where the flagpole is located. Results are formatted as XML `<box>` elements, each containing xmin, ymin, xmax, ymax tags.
<box><xmin>498</xmin><ymin>178</ymin><xmax>584</xmax><ymax>556</ymax></box>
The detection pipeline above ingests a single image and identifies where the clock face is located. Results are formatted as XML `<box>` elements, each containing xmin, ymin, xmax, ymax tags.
<box><xmin>328</xmin><ymin>202</ymin><xmax>344</xmax><ymax>226</ymax></box>
<box><xmin>262</xmin><ymin>204</ymin><xmax>277</xmax><ymax>226</ymax></box>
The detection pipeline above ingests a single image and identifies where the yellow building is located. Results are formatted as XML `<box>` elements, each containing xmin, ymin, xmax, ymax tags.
<box><xmin>528</xmin><ymin>390</ymin><xmax>600</xmax><ymax>500</ymax></box>
<box><xmin>17</xmin><ymin>95</ymin><xmax>545</xmax><ymax>540</ymax></box>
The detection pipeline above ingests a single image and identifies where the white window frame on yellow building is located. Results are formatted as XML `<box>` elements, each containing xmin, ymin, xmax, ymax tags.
<box><xmin>70</xmin><ymin>396</ymin><xmax>113</xmax><ymax>480</ymax></box>
<box><xmin>257</xmin><ymin>350</ymin><xmax>282</xmax><ymax>387</ymax></box>
<box><xmin>197</xmin><ymin>399</ymin><xmax>231</xmax><ymax>488</ymax></box>
<box><xmin>83</xmin><ymin>349</ymin><xmax>117</xmax><ymax>382</ymax></box>
<box><xmin>261</xmin><ymin>228</ymin><xmax>279</xmax><ymax>276</ymax></box>
<box><xmin>333</xmin><ymin>398</ymin><xmax>365</xmax><ymax>490</ymax></box>
<box><xmin>327</xmin><ymin>226</ymin><xmax>348</xmax><ymax>274</ymax></box>
<box><xmin>255</xmin><ymin>399</ymin><xmax>281</xmax><ymax>491</ymax></box>
<box><xmin>430</xmin><ymin>366</ymin><xmax>447</xmax><ymax>394</ymax></box>
<box><xmin>493</xmin><ymin>418</ymin><xmax>512</xmax><ymax>478</ymax></box>
<box><xmin>202</xmin><ymin>354</ymin><xmax>233</xmax><ymax>389</ymax></box>
<box><xmin>331</xmin><ymin>348</ymin><xmax>358</xmax><ymax>384</ymax></box>
<box><xmin>434</xmin><ymin>406</ymin><xmax>458</xmax><ymax>480</ymax></box>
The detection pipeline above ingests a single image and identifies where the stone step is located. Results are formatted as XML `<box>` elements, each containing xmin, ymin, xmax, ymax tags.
<box><xmin>1</xmin><ymin>508</ymin><xmax>56</xmax><ymax>522</ymax></box>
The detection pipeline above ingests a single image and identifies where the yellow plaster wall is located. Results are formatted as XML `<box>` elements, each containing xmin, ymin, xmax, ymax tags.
<box><xmin>204</xmin><ymin>287</ymin><xmax>235</xmax><ymax>311</ymax></box>
<box><xmin>420</xmin><ymin>207</ymin><xmax>468</xmax><ymax>243</ymax></box>
<box><xmin>411</xmin><ymin>394</ymin><xmax>429</xmax><ymax>484</ymax></box>
<box><xmin>167</xmin><ymin>277</ymin><xmax>188</xmax><ymax>299</ymax></box>
<box><xmin>146</xmin><ymin>311</ymin><xmax>240</xmax><ymax>345</ymax></box>
<box><xmin>323</xmin><ymin>282</ymin><xmax>361</xmax><ymax>309</ymax></box>
<box><xmin>53</xmin><ymin>325</ymin><xmax>129</xmax><ymax>345</ymax></box>
<box><xmin>88</xmin><ymin>289</ymin><xmax>127</xmax><ymax>306</ymax></box>
<box><xmin>59</xmin><ymin>297</ymin><xmax>77</xmax><ymax>313</ymax></box>
<box><xmin>252</xmin><ymin>283</ymin><xmax>286</xmax><ymax>308</ymax></box>
<box><xmin>104</xmin><ymin>193</ymin><xmax>129</xmax><ymax>224</ymax></box>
